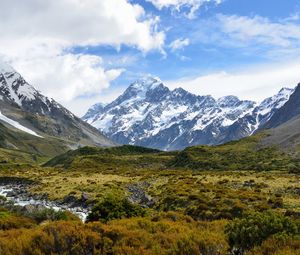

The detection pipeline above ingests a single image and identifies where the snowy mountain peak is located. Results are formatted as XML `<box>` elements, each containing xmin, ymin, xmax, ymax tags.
<box><xmin>171</xmin><ymin>87</ymin><xmax>189</xmax><ymax>96</ymax></box>
<box><xmin>83</xmin><ymin>75</ymin><xmax>297</xmax><ymax>151</ymax></box>
<box><xmin>110</xmin><ymin>76</ymin><xmax>170</xmax><ymax>107</ymax></box>
<box><xmin>0</xmin><ymin>61</ymin><xmax>76</xmax><ymax>119</ymax></box>
<box><xmin>217</xmin><ymin>95</ymin><xmax>241</xmax><ymax>107</ymax></box>
<box><xmin>0</xmin><ymin>62</ymin><xmax>114</xmax><ymax>149</ymax></box>
<box><xmin>129</xmin><ymin>76</ymin><xmax>163</xmax><ymax>93</ymax></box>
<box><xmin>0</xmin><ymin>62</ymin><xmax>38</xmax><ymax>106</ymax></box>
<box><xmin>82</xmin><ymin>103</ymin><xmax>106</xmax><ymax>120</ymax></box>
<box><xmin>259</xmin><ymin>87</ymin><xmax>294</xmax><ymax>111</ymax></box>
<box><xmin>277</xmin><ymin>87</ymin><xmax>294</xmax><ymax>97</ymax></box>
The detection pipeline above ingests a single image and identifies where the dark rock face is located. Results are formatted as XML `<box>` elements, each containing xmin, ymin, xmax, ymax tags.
<box><xmin>83</xmin><ymin>76</ymin><xmax>295</xmax><ymax>150</ymax></box>
<box><xmin>0</xmin><ymin>61</ymin><xmax>114</xmax><ymax>149</ymax></box>
<box><xmin>82</xmin><ymin>103</ymin><xmax>105</xmax><ymax>122</ymax></box>
<box><xmin>263</xmin><ymin>84</ymin><xmax>300</xmax><ymax>129</ymax></box>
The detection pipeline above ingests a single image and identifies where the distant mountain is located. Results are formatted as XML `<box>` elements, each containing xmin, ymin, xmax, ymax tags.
<box><xmin>259</xmin><ymin>84</ymin><xmax>300</xmax><ymax>152</ymax></box>
<box><xmin>83</xmin><ymin>76</ymin><xmax>294</xmax><ymax>150</ymax></box>
<box><xmin>263</xmin><ymin>84</ymin><xmax>300</xmax><ymax>129</ymax></box>
<box><xmin>0</xmin><ymin>61</ymin><xmax>114</xmax><ymax>157</ymax></box>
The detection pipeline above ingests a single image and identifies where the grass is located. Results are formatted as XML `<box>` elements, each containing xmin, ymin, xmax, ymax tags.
<box><xmin>171</xmin><ymin>133</ymin><xmax>300</xmax><ymax>172</ymax></box>
<box><xmin>0</xmin><ymin>137</ymin><xmax>299</xmax><ymax>212</ymax></box>
<box><xmin>0</xmin><ymin>134</ymin><xmax>299</xmax><ymax>254</ymax></box>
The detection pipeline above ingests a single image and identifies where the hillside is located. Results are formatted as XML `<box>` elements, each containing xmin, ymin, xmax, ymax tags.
<box><xmin>43</xmin><ymin>133</ymin><xmax>300</xmax><ymax>173</ymax></box>
<box><xmin>0</xmin><ymin>61</ymin><xmax>115</xmax><ymax>158</ymax></box>
<box><xmin>263</xmin><ymin>83</ymin><xmax>300</xmax><ymax>129</ymax></box>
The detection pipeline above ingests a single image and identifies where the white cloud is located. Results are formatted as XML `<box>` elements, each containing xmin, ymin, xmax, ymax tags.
<box><xmin>165</xmin><ymin>61</ymin><xmax>300</xmax><ymax>102</ymax></box>
<box><xmin>147</xmin><ymin>0</ymin><xmax>222</xmax><ymax>18</ymax></box>
<box><xmin>13</xmin><ymin>54</ymin><xmax>122</xmax><ymax>102</ymax></box>
<box><xmin>217</xmin><ymin>14</ymin><xmax>300</xmax><ymax>48</ymax></box>
<box><xmin>0</xmin><ymin>0</ymin><xmax>165</xmax><ymax>115</ymax></box>
<box><xmin>0</xmin><ymin>0</ymin><xmax>165</xmax><ymax>53</ymax></box>
<box><xmin>169</xmin><ymin>38</ymin><xmax>190</xmax><ymax>51</ymax></box>
<box><xmin>9</xmin><ymin>54</ymin><xmax>124</xmax><ymax>116</ymax></box>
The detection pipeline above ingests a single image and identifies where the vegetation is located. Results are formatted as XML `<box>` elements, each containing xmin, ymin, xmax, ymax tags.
<box><xmin>0</xmin><ymin>134</ymin><xmax>299</xmax><ymax>254</ymax></box>
<box><xmin>87</xmin><ymin>195</ymin><xmax>146</xmax><ymax>222</ymax></box>
<box><xmin>171</xmin><ymin>134</ymin><xmax>300</xmax><ymax>171</ymax></box>
<box><xmin>0</xmin><ymin>212</ymin><xmax>229</xmax><ymax>255</ymax></box>
<box><xmin>226</xmin><ymin>211</ymin><xmax>299</xmax><ymax>253</ymax></box>
<box><xmin>43</xmin><ymin>145</ymin><xmax>161</xmax><ymax>168</ymax></box>
<box><xmin>0</xmin><ymin>122</ymin><xmax>71</xmax><ymax>159</ymax></box>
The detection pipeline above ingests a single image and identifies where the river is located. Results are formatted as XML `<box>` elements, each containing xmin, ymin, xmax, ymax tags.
<box><xmin>0</xmin><ymin>184</ymin><xmax>90</xmax><ymax>222</ymax></box>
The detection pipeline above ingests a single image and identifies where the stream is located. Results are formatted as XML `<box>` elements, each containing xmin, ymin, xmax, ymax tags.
<box><xmin>0</xmin><ymin>184</ymin><xmax>90</xmax><ymax>222</ymax></box>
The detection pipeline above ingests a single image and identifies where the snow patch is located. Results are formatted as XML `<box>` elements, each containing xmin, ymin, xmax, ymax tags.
<box><xmin>0</xmin><ymin>111</ymin><xmax>43</xmax><ymax>138</ymax></box>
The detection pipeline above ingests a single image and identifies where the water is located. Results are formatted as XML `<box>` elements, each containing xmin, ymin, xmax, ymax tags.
<box><xmin>0</xmin><ymin>185</ymin><xmax>89</xmax><ymax>222</ymax></box>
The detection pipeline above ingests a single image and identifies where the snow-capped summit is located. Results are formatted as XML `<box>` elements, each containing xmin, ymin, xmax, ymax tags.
<box><xmin>130</xmin><ymin>76</ymin><xmax>163</xmax><ymax>91</ymax></box>
<box><xmin>217</xmin><ymin>95</ymin><xmax>241</xmax><ymax>107</ymax></box>
<box><xmin>83</xmin><ymin>76</ymin><xmax>294</xmax><ymax>150</ymax></box>
<box><xmin>0</xmin><ymin>67</ymin><xmax>37</xmax><ymax>106</ymax></box>
<box><xmin>0</xmin><ymin>60</ymin><xmax>114</xmax><ymax>149</ymax></box>
<box><xmin>0</xmin><ymin>59</ymin><xmax>81</xmax><ymax>120</ymax></box>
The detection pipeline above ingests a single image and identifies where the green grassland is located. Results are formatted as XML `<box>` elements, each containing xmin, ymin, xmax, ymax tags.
<box><xmin>0</xmin><ymin>134</ymin><xmax>299</xmax><ymax>254</ymax></box>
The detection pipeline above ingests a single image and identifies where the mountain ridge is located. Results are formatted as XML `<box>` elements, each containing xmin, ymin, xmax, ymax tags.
<box><xmin>83</xmin><ymin>76</ymin><xmax>294</xmax><ymax>150</ymax></box>
<box><xmin>0</xmin><ymin>60</ymin><xmax>115</xmax><ymax>157</ymax></box>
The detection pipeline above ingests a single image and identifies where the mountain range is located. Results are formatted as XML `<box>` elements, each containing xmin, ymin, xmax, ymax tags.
<box><xmin>1</xmin><ymin>60</ymin><xmax>299</xmax><ymax>155</ymax></box>
<box><xmin>83</xmin><ymin>76</ymin><xmax>295</xmax><ymax>151</ymax></box>
<box><xmin>0</xmin><ymin>61</ymin><xmax>114</xmax><ymax>158</ymax></box>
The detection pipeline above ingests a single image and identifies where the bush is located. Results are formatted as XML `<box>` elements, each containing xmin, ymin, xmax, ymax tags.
<box><xmin>0</xmin><ymin>214</ymin><xmax>229</xmax><ymax>255</ymax></box>
<box><xmin>247</xmin><ymin>236</ymin><xmax>300</xmax><ymax>255</ymax></box>
<box><xmin>87</xmin><ymin>196</ymin><xmax>146</xmax><ymax>223</ymax></box>
<box><xmin>24</xmin><ymin>208</ymin><xmax>80</xmax><ymax>223</ymax></box>
<box><xmin>226</xmin><ymin>211</ymin><xmax>299</xmax><ymax>253</ymax></box>
<box><xmin>0</xmin><ymin>208</ymin><xmax>34</xmax><ymax>230</ymax></box>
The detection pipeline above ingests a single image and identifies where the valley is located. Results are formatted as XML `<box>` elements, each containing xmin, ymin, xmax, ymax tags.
<box><xmin>0</xmin><ymin>56</ymin><xmax>299</xmax><ymax>255</ymax></box>
<box><xmin>1</xmin><ymin>1</ymin><xmax>300</xmax><ymax>254</ymax></box>
<box><xmin>0</xmin><ymin>135</ymin><xmax>299</xmax><ymax>254</ymax></box>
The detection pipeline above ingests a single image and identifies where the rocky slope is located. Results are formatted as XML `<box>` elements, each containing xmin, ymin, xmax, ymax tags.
<box><xmin>0</xmin><ymin>61</ymin><xmax>114</xmax><ymax>157</ymax></box>
<box><xmin>259</xmin><ymin>84</ymin><xmax>300</xmax><ymax>152</ymax></box>
<box><xmin>83</xmin><ymin>76</ymin><xmax>294</xmax><ymax>150</ymax></box>
<box><xmin>263</xmin><ymin>83</ymin><xmax>300</xmax><ymax>129</ymax></box>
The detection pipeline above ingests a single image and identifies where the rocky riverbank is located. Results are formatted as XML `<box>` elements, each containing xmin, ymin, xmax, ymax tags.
<box><xmin>0</xmin><ymin>177</ymin><xmax>91</xmax><ymax>221</ymax></box>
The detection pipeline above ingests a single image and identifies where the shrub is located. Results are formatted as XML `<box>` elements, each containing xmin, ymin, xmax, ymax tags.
<box><xmin>0</xmin><ymin>208</ymin><xmax>34</xmax><ymax>230</ymax></box>
<box><xmin>226</xmin><ymin>211</ymin><xmax>299</xmax><ymax>253</ymax></box>
<box><xmin>24</xmin><ymin>208</ymin><xmax>80</xmax><ymax>223</ymax></box>
<box><xmin>87</xmin><ymin>195</ymin><xmax>146</xmax><ymax>223</ymax></box>
<box><xmin>247</xmin><ymin>236</ymin><xmax>300</xmax><ymax>255</ymax></box>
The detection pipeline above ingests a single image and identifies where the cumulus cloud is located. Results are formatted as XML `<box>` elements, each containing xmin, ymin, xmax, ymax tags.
<box><xmin>169</xmin><ymin>38</ymin><xmax>190</xmax><ymax>51</ymax></box>
<box><xmin>0</xmin><ymin>0</ymin><xmax>165</xmax><ymax>115</ymax></box>
<box><xmin>0</xmin><ymin>0</ymin><xmax>165</xmax><ymax>52</ymax></box>
<box><xmin>6</xmin><ymin>53</ymin><xmax>124</xmax><ymax>116</ymax></box>
<box><xmin>165</xmin><ymin>61</ymin><xmax>300</xmax><ymax>102</ymax></box>
<box><xmin>13</xmin><ymin>54</ymin><xmax>123</xmax><ymax>101</ymax></box>
<box><xmin>147</xmin><ymin>0</ymin><xmax>222</xmax><ymax>18</ymax></box>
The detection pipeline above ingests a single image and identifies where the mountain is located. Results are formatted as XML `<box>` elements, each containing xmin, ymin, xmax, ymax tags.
<box><xmin>0</xmin><ymin>61</ymin><xmax>114</xmax><ymax>157</ymax></box>
<box><xmin>263</xmin><ymin>84</ymin><xmax>300</xmax><ymax>129</ymax></box>
<box><xmin>83</xmin><ymin>76</ymin><xmax>294</xmax><ymax>150</ymax></box>
<box><xmin>259</xmin><ymin>84</ymin><xmax>300</xmax><ymax>152</ymax></box>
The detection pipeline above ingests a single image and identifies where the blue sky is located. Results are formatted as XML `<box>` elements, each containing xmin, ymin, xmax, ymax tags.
<box><xmin>1</xmin><ymin>0</ymin><xmax>300</xmax><ymax>115</ymax></box>
<box><xmin>79</xmin><ymin>0</ymin><xmax>300</xmax><ymax>108</ymax></box>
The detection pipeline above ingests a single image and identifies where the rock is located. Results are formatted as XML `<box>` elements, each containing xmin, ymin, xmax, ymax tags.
<box><xmin>63</xmin><ymin>195</ymin><xmax>77</xmax><ymax>204</ymax></box>
<box><xmin>22</xmin><ymin>204</ymin><xmax>36</xmax><ymax>213</ymax></box>
<box><xmin>127</xmin><ymin>182</ymin><xmax>154</xmax><ymax>208</ymax></box>
<box><xmin>81</xmin><ymin>192</ymin><xmax>89</xmax><ymax>201</ymax></box>
<box><xmin>6</xmin><ymin>191</ymin><xmax>17</xmax><ymax>197</ymax></box>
